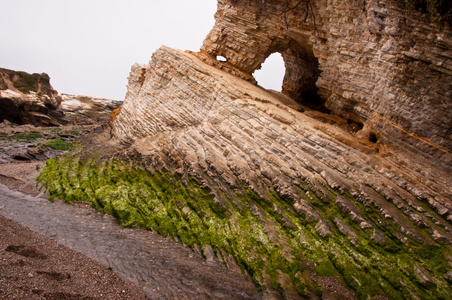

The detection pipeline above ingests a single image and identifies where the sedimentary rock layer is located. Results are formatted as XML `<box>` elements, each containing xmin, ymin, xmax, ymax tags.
<box><xmin>106</xmin><ymin>45</ymin><xmax>451</xmax><ymax>298</ymax></box>
<box><xmin>201</xmin><ymin>0</ymin><xmax>452</xmax><ymax>170</ymax></box>
<box><xmin>114</xmin><ymin>45</ymin><xmax>451</xmax><ymax>224</ymax></box>
<box><xmin>39</xmin><ymin>0</ymin><xmax>452</xmax><ymax>298</ymax></box>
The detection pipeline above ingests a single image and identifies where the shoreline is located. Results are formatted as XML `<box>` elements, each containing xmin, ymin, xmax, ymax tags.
<box><xmin>0</xmin><ymin>161</ymin><xmax>260</xmax><ymax>300</ymax></box>
<box><xmin>0</xmin><ymin>213</ymin><xmax>150</xmax><ymax>299</ymax></box>
<box><xmin>0</xmin><ymin>161</ymin><xmax>150</xmax><ymax>299</ymax></box>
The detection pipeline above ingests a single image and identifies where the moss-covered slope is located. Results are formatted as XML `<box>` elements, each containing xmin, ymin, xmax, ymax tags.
<box><xmin>38</xmin><ymin>145</ymin><xmax>451</xmax><ymax>299</ymax></box>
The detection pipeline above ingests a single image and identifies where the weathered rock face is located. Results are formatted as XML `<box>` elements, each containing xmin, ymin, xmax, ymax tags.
<box><xmin>201</xmin><ymin>0</ymin><xmax>452</xmax><ymax>170</ymax></box>
<box><xmin>0</xmin><ymin>68</ymin><xmax>64</xmax><ymax>126</ymax></box>
<box><xmin>59</xmin><ymin>94</ymin><xmax>122</xmax><ymax>125</ymax></box>
<box><xmin>0</xmin><ymin>68</ymin><xmax>122</xmax><ymax>127</ymax></box>
<box><xmin>107</xmin><ymin>45</ymin><xmax>451</xmax><ymax>298</ymax></box>
<box><xmin>40</xmin><ymin>1</ymin><xmax>452</xmax><ymax>298</ymax></box>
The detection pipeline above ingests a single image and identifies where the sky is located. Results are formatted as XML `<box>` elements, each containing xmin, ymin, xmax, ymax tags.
<box><xmin>0</xmin><ymin>0</ymin><xmax>285</xmax><ymax>100</ymax></box>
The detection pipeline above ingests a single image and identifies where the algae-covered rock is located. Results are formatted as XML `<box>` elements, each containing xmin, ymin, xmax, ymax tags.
<box><xmin>37</xmin><ymin>147</ymin><xmax>452</xmax><ymax>299</ymax></box>
<box><xmin>414</xmin><ymin>264</ymin><xmax>438</xmax><ymax>288</ymax></box>
<box><xmin>34</xmin><ymin>2</ymin><xmax>452</xmax><ymax>298</ymax></box>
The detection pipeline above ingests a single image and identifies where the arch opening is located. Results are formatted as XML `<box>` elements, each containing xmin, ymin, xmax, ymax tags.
<box><xmin>280</xmin><ymin>46</ymin><xmax>326</xmax><ymax>112</ymax></box>
<box><xmin>251</xmin><ymin>44</ymin><xmax>327</xmax><ymax>113</ymax></box>
<box><xmin>216</xmin><ymin>55</ymin><xmax>228</xmax><ymax>62</ymax></box>
<box><xmin>253</xmin><ymin>53</ymin><xmax>285</xmax><ymax>92</ymax></box>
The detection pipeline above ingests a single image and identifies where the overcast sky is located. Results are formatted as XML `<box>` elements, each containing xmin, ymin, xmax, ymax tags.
<box><xmin>0</xmin><ymin>0</ymin><xmax>285</xmax><ymax>100</ymax></box>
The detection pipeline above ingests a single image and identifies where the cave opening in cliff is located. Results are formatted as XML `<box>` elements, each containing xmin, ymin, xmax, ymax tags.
<box><xmin>252</xmin><ymin>45</ymin><xmax>327</xmax><ymax>113</ymax></box>
<box><xmin>280</xmin><ymin>46</ymin><xmax>326</xmax><ymax>113</ymax></box>
<box><xmin>369</xmin><ymin>132</ymin><xmax>378</xmax><ymax>143</ymax></box>
<box><xmin>0</xmin><ymin>99</ymin><xmax>22</xmax><ymax>124</ymax></box>
<box><xmin>253</xmin><ymin>53</ymin><xmax>285</xmax><ymax>91</ymax></box>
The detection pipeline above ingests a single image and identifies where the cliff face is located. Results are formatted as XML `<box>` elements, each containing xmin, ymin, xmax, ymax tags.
<box><xmin>201</xmin><ymin>0</ymin><xmax>452</xmax><ymax>170</ymax></box>
<box><xmin>40</xmin><ymin>1</ymin><xmax>452</xmax><ymax>299</ymax></box>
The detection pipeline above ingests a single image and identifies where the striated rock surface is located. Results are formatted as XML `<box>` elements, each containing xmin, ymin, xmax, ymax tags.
<box><xmin>39</xmin><ymin>1</ymin><xmax>451</xmax><ymax>299</ymax></box>
<box><xmin>55</xmin><ymin>44</ymin><xmax>448</xmax><ymax>299</ymax></box>
<box><xmin>59</xmin><ymin>94</ymin><xmax>122</xmax><ymax>125</ymax></box>
<box><xmin>114</xmin><ymin>45</ymin><xmax>451</xmax><ymax>229</ymax></box>
<box><xmin>201</xmin><ymin>0</ymin><xmax>452</xmax><ymax>170</ymax></box>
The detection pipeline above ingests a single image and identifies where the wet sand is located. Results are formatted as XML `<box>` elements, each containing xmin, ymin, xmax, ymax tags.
<box><xmin>0</xmin><ymin>214</ymin><xmax>150</xmax><ymax>299</ymax></box>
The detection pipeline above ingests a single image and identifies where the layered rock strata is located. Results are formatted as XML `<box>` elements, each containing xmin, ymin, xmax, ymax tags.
<box><xmin>38</xmin><ymin>0</ymin><xmax>452</xmax><ymax>299</ymax></box>
<box><xmin>201</xmin><ymin>0</ymin><xmax>452</xmax><ymax>170</ymax></box>
<box><xmin>114</xmin><ymin>46</ymin><xmax>451</xmax><ymax>226</ymax></box>
<box><xmin>85</xmin><ymin>45</ymin><xmax>450</xmax><ymax>298</ymax></box>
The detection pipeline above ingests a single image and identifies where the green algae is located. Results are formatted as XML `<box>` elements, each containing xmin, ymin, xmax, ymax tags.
<box><xmin>7</xmin><ymin>132</ymin><xmax>43</xmax><ymax>142</ymax></box>
<box><xmin>37</xmin><ymin>147</ymin><xmax>451</xmax><ymax>299</ymax></box>
<box><xmin>42</xmin><ymin>139</ymin><xmax>72</xmax><ymax>150</ymax></box>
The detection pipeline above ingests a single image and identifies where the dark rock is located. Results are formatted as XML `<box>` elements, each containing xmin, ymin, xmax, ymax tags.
<box><xmin>0</xmin><ymin>68</ymin><xmax>64</xmax><ymax>126</ymax></box>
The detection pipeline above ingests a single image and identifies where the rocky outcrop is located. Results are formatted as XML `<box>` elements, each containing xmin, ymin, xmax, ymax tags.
<box><xmin>39</xmin><ymin>1</ymin><xmax>451</xmax><ymax>299</ymax></box>
<box><xmin>0</xmin><ymin>68</ymin><xmax>121</xmax><ymax>163</ymax></box>
<box><xmin>112</xmin><ymin>44</ymin><xmax>451</xmax><ymax>232</ymax></box>
<box><xmin>0</xmin><ymin>68</ymin><xmax>64</xmax><ymax>126</ymax></box>
<box><xmin>59</xmin><ymin>94</ymin><xmax>122</xmax><ymax>125</ymax></box>
<box><xmin>201</xmin><ymin>0</ymin><xmax>452</xmax><ymax>171</ymax></box>
<box><xmin>72</xmin><ymin>44</ymin><xmax>448</xmax><ymax>298</ymax></box>
<box><xmin>0</xmin><ymin>68</ymin><xmax>122</xmax><ymax>127</ymax></box>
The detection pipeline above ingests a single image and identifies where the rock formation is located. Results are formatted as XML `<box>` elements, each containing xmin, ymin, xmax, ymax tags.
<box><xmin>38</xmin><ymin>1</ymin><xmax>452</xmax><ymax>299</ymax></box>
<box><xmin>59</xmin><ymin>94</ymin><xmax>122</xmax><ymax>125</ymax></box>
<box><xmin>0</xmin><ymin>68</ymin><xmax>121</xmax><ymax>163</ymax></box>
<box><xmin>200</xmin><ymin>0</ymin><xmax>452</xmax><ymax>171</ymax></box>
<box><xmin>0</xmin><ymin>68</ymin><xmax>121</xmax><ymax>127</ymax></box>
<box><xmin>0</xmin><ymin>68</ymin><xmax>64</xmax><ymax>126</ymax></box>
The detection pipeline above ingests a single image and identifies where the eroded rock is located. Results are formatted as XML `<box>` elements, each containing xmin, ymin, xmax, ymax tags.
<box><xmin>414</xmin><ymin>264</ymin><xmax>437</xmax><ymax>288</ymax></box>
<box><xmin>0</xmin><ymin>68</ymin><xmax>64</xmax><ymax>126</ymax></box>
<box><xmin>315</xmin><ymin>220</ymin><xmax>332</xmax><ymax>238</ymax></box>
<box><xmin>334</xmin><ymin>217</ymin><xmax>360</xmax><ymax>245</ymax></box>
<box><xmin>36</xmin><ymin>1</ymin><xmax>452</xmax><ymax>299</ymax></box>
<box><xmin>201</xmin><ymin>0</ymin><xmax>452</xmax><ymax>171</ymax></box>
<box><xmin>100</xmin><ymin>44</ymin><xmax>451</xmax><ymax>299</ymax></box>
